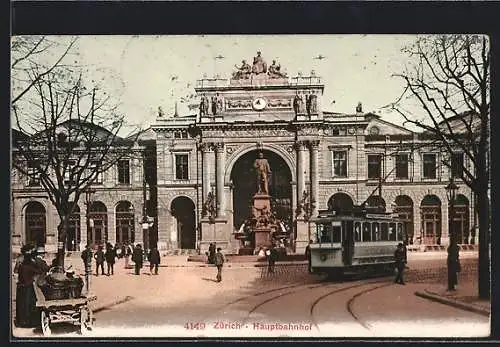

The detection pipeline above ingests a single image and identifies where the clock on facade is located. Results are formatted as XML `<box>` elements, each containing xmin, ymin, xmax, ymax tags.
<box><xmin>252</xmin><ymin>97</ymin><xmax>267</xmax><ymax>111</ymax></box>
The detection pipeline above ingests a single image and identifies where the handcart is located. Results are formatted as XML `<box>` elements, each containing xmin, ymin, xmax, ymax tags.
<box><xmin>33</xmin><ymin>281</ymin><xmax>97</xmax><ymax>336</ymax></box>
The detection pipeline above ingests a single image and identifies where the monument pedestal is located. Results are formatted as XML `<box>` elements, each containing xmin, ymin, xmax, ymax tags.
<box><xmin>251</xmin><ymin>193</ymin><xmax>274</xmax><ymax>251</ymax></box>
<box><xmin>200</xmin><ymin>217</ymin><xmax>229</xmax><ymax>253</ymax></box>
<box><xmin>295</xmin><ymin>217</ymin><xmax>310</xmax><ymax>254</ymax></box>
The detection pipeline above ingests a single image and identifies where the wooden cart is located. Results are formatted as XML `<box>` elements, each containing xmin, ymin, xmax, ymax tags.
<box><xmin>34</xmin><ymin>283</ymin><xmax>97</xmax><ymax>336</ymax></box>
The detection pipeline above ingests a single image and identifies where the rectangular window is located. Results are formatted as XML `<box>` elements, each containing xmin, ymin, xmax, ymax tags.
<box><xmin>332</xmin><ymin>151</ymin><xmax>347</xmax><ymax>177</ymax></box>
<box><xmin>64</xmin><ymin>160</ymin><xmax>76</xmax><ymax>184</ymax></box>
<box><xmin>117</xmin><ymin>160</ymin><xmax>130</xmax><ymax>184</ymax></box>
<box><xmin>90</xmin><ymin>161</ymin><xmax>103</xmax><ymax>184</ymax></box>
<box><xmin>423</xmin><ymin>153</ymin><xmax>437</xmax><ymax>179</ymax></box>
<box><xmin>175</xmin><ymin>154</ymin><xmax>189</xmax><ymax>180</ymax></box>
<box><xmin>367</xmin><ymin>154</ymin><xmax>382</xmax><ymax>179</ymax></box>
<box><xmin>451</xmin><ymin>153</ymin><xmax>464</xmax><ymax>178</ymax></box>
<box><xmin>395</xmin><ymin>154</ymin><xmax>409</xmax><ymax>179</ymax></box>
<box><xmin>27</xmin><ymin>160</ymin><xmax>40</xmax><ymax>186</ymax></box>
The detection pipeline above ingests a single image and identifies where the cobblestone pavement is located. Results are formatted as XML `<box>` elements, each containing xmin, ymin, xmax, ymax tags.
<box><xmin>11</xmin><ymin>252</ymin><xmax>489</xmax><ymax>338</ymax></box>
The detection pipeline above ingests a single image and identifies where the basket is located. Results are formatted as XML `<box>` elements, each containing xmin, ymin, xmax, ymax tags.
<box><xmin>41</xmin><ymin>268</ymin><xmax>85</xmax><ymax>300</ymax></box>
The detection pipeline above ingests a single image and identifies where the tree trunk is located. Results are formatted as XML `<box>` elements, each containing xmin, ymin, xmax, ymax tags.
<box><xmin>57</xmin><ymin>217</ymin><xmax>69</xmax><ymax>268</ymax></box>
<box><xmin>477</xmin><ymin>189</ymin><xmax>490</xmax><ymax>300</ymax></box>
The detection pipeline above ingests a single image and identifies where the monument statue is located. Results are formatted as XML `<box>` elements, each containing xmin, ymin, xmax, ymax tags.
<box><xmin>252</xmin><ymin>51</ymin><xmax>267</xmax><ymax>75</ymax></box>
<box><xmin>307</xmin><ymin>94</ymin><xmax>318</xmax><ymax>114</ymax></box>
<box><xmin>232</xmin><ymin>60</ymin><xmax>252</xmax><ymax>79</ymax></box>
<box><xmin>211</xmin><ymin>93</ymin><xmax>224</xmax><ymax>115</ymax></box>
<box><xmin>254</xmin><ymin>152</ymin><xmax>271</xmax><ymax>194</ymax></box>
<box><xmin>293</xmin><ymin>94</ymin><xmax>306</xmax><ymax>115</ymax></box>
<box><xmin>268</xmin><ymin>60</ymin><xmax>287</xmax><ymax>78</ymax></box>
<box><xmin>356</xmin><ymin>102</ymin><xmax>363</xmax><ymax>113</ymax></box>
<box><xmin>199</xmin><ymin>94</ymin><xmax>209</xmax><ymax>116</ymax></box>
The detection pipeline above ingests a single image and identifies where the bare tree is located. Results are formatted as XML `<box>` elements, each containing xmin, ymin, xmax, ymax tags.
<box><xmin>12</xmin><ymin>65</ymin><xmax>141</xmax><ymax>267</ymax></box>
<box><xmin>391</xmin><ymin>35</ymin><xmax>490</xmax><ymax>299</ymax></box>
<box><xmin>11</xmin><ymin>36</ymin><xmax>78</xmax><ymax>106</ymax></box>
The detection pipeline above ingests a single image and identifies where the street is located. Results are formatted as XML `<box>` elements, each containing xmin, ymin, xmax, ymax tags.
<box><xmin>12</xmin><ymin>252</ymin><xmax>489</xmax><ymax>338</ymax></box>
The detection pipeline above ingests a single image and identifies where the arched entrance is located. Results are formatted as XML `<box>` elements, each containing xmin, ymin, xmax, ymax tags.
<box><xmin>89</xmin><ymin>201</ymin><xmax>107</xmax><ymax>246</ymax></box>
<box><xmin>171</xmin><ymin>197</ymin><xmax>196</xmax><ymax>249</ymax></box>
<box><xmin>230</xmin><ymin>149</ymin><xmax>293</xmax><ymax>231</ymax></box>
<box><xmin>67</xmin><ymin>205</ymin><xmax>80</xmax><ymax>251</ymax></box>
<box><xmin>420</xmin><ymin>195</ymin><xmax>442</xmax><ymax>245</ymax></box>
<box><xmin>453</xmin><ymin>194</ymin><xmax>470</xmax><ymax>244</ymax></box>
<box><xmin>25</xmin><ymin>201</ymin><xmax>46</xmax><ymax>247</ymax></box>
<box><xmin>394</xmin><ymin>195</ymin><xmax>414</xmax><ymax>244</ymax></box>
<box><xmin>327</xmin><ymin>193</ymin><xmax>354</xmax><ymax>214</ymax></box>
<box><xmin>366</xmin><ymin>195</ymin><xmax>386</xmax><ymax>214</ymax></box>
<box><xmin>116</xmin><ymin>201</ymin><xmax>135</xmax><ymax>245</ymax></box>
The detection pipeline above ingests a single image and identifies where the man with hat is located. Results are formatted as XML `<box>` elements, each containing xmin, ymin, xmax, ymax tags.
<box><xmin>394</xmin><ymin>242</ymin><xmax>407</xmax><ymax>285</ymax></box>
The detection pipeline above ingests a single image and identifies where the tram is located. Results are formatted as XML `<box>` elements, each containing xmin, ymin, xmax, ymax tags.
<box><xmin>308</xmin><ymin>209</ymin><xmax>406</xmax><ymax>276</ymax></box>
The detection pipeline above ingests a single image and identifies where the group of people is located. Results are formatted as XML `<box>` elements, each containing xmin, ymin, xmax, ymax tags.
<box><xmin>256</xmin><ymin>244</ymin><xmax>280</xmax><ymax>273</ymax></box>
<box><xmin>14</xmin><ymin>245</ymin><xmax>51</xmax><ymax>327</ymax></box>
<box><xmin>81</xmin><ymin>243</ymin><xmax>162</xmax><ymax>276</ymax></box>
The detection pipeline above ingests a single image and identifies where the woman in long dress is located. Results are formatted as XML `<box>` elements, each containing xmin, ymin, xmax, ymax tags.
<box><xmin>16</xmin><ymin>252</ymin><xmax>41</xmax><ymax>327</ymax></box>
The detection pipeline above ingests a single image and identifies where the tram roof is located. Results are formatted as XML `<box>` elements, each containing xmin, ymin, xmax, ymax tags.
<box><xmin>311</xmin><ymin>210</ymin><xmax>403</xmax><ymax>223</ymax></box>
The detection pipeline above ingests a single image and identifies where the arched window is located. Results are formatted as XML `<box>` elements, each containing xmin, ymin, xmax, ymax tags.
<box><xmin>116</xmin><ymin>201</ymin><xmax>135</xmax><ymax>245</ymax></box>
<box><xmin>420</xmin><ymin>195</ymin><xmax>442</xmax><ymax>245</ymax></box>
<box><xmin>25</xmin><ymin>201</ymin><xmax>46</xmax><ymax>247</ymax></box>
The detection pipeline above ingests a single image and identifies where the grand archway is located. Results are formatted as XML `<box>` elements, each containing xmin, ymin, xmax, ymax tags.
<box><xmin>394</xmin><ymin>195</ymin><xmax>414</xmax><ymax>244</ymax></box>
<box><xmin>230</xmin><ymin>149</ymin><xmax>292</xmax><ymax>231</ymax></box>
<box><xmin>116</xmin><ymin>201</ymin><xmax>135</xmax><ymax>245</ymax></box>
<box><xmin>25</xmin><ymin>201</ymin><xmax>46</xmax><ymax>247</ymax></box>
<box><xmin>171</xmin><ymin>196</ymin><xmax>196</xmax><ymax>249</ymax></box>
<box><xmin>327</xmin><ymin>193</ymin><xmax>354</xmax><ymax>214</ymax></box>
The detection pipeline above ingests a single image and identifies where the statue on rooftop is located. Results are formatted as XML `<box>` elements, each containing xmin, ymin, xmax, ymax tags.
<box><xmin>252</xmin><ymin>51</ymin><xmax>267</xmax><ymax>75</ymax></box>
<box><xmin>232</xmin><ymin>60</ymin><xmax>252</xmax><ymax>79</ymax></box>
<box><xmin>268</xmin><ymin>60</ymin><xmax>287</xmax><ymax>78</ymax></box>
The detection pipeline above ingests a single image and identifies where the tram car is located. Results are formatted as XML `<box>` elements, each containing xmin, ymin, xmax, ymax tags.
<box><xmin>308</xmin><ymin>209</ymin><xmax>406</xmax><ymax>276</ymax></box>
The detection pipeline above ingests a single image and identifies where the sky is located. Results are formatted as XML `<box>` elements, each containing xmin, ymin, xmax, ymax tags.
<box><xmin>15</xmin><ymin>35</ymin><xmax>422</xmax><ymax>130</ymax></box>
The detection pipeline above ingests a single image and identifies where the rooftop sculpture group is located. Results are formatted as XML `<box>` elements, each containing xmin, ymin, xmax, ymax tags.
<box><xmin>232</xmin><ymin>52</ymin><xmax>287</xmax><ymax>80</ymax></box>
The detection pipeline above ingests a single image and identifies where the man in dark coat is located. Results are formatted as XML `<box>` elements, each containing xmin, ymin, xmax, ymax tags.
<box><xmin>132</xmin><ymin>244</ymin><xmax>144</xmax><ymax>275</ymax></box>
<box><xmin>268</xmin><ymin>244</ymin><xmax>279</xmax><ymax>274</ymax></box>
<box><xmin>94</xmin><ymin>245</ymin><xmax>105</xmax><ymax>276</ymax></box>
<box><xmin>447</xmin><ymin>244</ymin><xmax>460</xmax><ymax>291</ymax></box>
<box><xmin>214</xmin><ymin>248</ymin><xmax>225</xmax><ymax>282</ymax></box>
<box><xmin>208</xmin><ymin>243</ymin><xmax>216</xmax><ymax>264</ymax></box>
<box><xmin>305</xmin><ymin>239</ymin><xmax>313</xmax><ymax>273</ymax></box>
<box><xmin>148</xmin><ymin>246</ymin><xmax>161</xmax><ymax>275</ymax></box>
<box><xmin>394</xmin><ymin>242</ymin><xmax>407</xmax><ymax>285</ymax></box>
<box><xmin>81</xmin><ymin>244</ymin><xmax>93</xmax><ymax>293</ymax></box>
<box><xmin>105</xmin><ymin>243</ymin><xmax>116</xmax><ymax>276</ymax></box>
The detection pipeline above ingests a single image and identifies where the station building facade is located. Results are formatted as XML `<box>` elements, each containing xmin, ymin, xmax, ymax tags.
<box><xmin>11</xmin><ymin>56</ymin><xmax>477</xmax><ymax>254</ymax></box>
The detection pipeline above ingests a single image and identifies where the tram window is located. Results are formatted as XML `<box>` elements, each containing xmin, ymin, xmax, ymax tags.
<box><xmin>362</xmin><ymin>223</ymin><xmax>371</xmax><ymax>241</ymax></box>
<box><xmin>389</xmin><ymin>222</ymin><xmax>397</xmax><ymax>241</ymax></box>
<box><xmin>319</xmin><ymin>225</ymin><xmax>332</xmax><ymax>243</ymax></box>
<box><xmin>381</xmin><ymin>223</ymin><xmax>389</xmax><ymax>240</ymax></box>
<box><xmin>373</xmin><ymin>223</ymin><xmax>380</xmax><ymax>241</ymax></box>
<box><xmin>354</xmin><ymin>222</ymin><xmax>361</xmax><ymax>242</ymax></box>
<box><xmin>317</xmin><ymin>225</ymin><xmax>325</xmax><ymax>243</ymax></box>
<box><xmin>332</xmin><ymin>226</ymin><xmax>341</xmax><ymax>243</ymax></box>
<box><xmin>397</xmin><ymin>223</ymin><xmax>404</xmax><ymax>241</ymax></box>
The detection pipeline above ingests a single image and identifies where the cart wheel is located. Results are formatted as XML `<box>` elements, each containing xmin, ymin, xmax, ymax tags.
<box><xmin>79</xmin><ymin>306</ymin><xmax>93</xmax><ymax>334</ymax></box>
<box><xmin>41</xmin><ymin>310</ymin><xmax>51</xmax><ymax>336</ymax></box>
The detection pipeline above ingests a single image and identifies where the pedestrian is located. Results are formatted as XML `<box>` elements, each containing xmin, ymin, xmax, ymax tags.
<box><xmin>94</xmin><ymin>245</ymin><xmax>105</xmax><ymax>276</ymax></box>
<box><xmin>214</xmin><ymin>247</ymin><xmax>225</xmax><ymax>282</ymax></box>
<box><xmin>105</xmin><ymin>243</ymin><xmax>116</xmax><ymax>276</ymax></box>
<box><xmin>208</xmin><ymin>243</ymin><xmax>216</xmax><ymax>264</ymax></box>
<box><xmin>115</xmin><ymin>243</ymin><xmax>122</xmax><ymax>259</ymax></box>
<box><xmin>268</xmin><ymin>244</ymin><xmax>278</xmax><ymax>274</ymax></box>
<box><xmin>394</xmin><ymin>242</ymin><xmax>407</xmax><ymax>285</ymax></box>
<box><xmin>14</xmin><ymin>244</ymin><xmax>34</xmax><ymax>275</ymax></box>
<box><xmin>15</xmin><ymin>249</ymin><xmax>41</xmax><ymax>327</ymax></box>
<box><xmin>124</xmin><ymin>242</ymin><xmax>133</xmax><ymax>269</ymax></box>
<box><xmin>132</xmin><ymin>244</ymin><xmax>144</xmax><ymax>275</ymax></box>
<box><xmin>447</xmin><ymin>244</ymin><xmax>460</xmax><ymax>291</ymax></box>
<box><xmin>305</xmin><ymin>239</ymin><xmax>313</xmax><ymax>273</ymax></box>
<box><xmin>148</xmin><ymin>246</ymin><xmax>161</xmax><ymax>275</ymax></box>
<box><xmin>33</xmin><ymin>246</ymin><xmax>50</xmax><ymax>274</ymax></box>
<box><xmin>81</xmin><ymin>243</ymin><xmax>93</xmax><ymax>293</ymax></box>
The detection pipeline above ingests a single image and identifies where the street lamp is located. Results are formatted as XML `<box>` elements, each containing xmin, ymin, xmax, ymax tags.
<box><xmin>445</xmin><ymin>177</ymin><xmax>459</xmax><ymax>246</ymax></box>
<box><xmin>84</xmin><ymin>187</ymin><xmax>96</xmax><ymax>295</ymax></box>
<box><xmin>445</xmin><ymin>177</ymin><xmax>460</xmax><ymax>291</ymax></box>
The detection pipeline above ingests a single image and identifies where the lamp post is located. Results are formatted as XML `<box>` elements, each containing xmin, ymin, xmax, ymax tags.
<box><xmin>445</xmin><ymin>177</ymin><xmax>459</xmax><ymax>291</ymax></box>
<box><xmin>84</xmin><ymin>188</ymin><xmax>96</xmax><ymax>294</ymax></box>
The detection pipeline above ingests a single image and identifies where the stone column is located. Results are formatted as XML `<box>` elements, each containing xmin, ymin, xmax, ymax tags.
<box><xmin>79</xmin><ymin>209</ymin><xmax>87</xmax><ymax>251</ymax></box>
<box><xmin>214</xmin><ymin>142</ymin><xmax>225</xmax><ymax>218</ymax></box>
<box><xmin>200</xmin><ymin>143</ymin><xmax>213</xmax><ymax>201</ymax></box>
<box><xmin>295</xmin><ymin>141</ymin><xmax>307</xmax><ymax>213</ymax></box>
<box><xmin>309</xmin><ymin>140</ymin><xmax>320</xmax><ymax>217</ymax></box>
